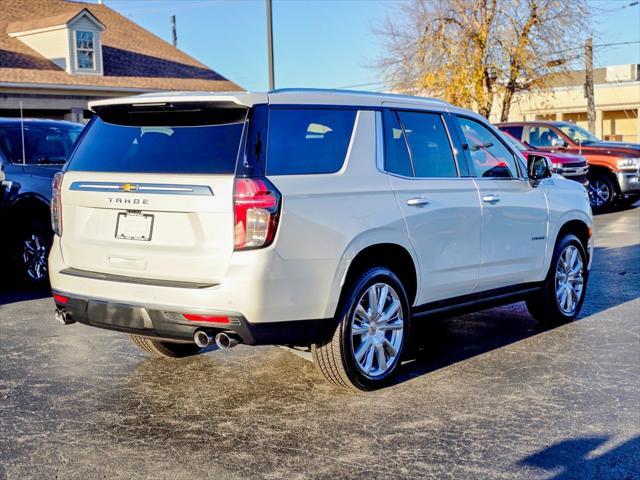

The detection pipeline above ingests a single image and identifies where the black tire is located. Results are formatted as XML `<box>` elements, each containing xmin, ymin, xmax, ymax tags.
<box><xmin>618</xmin><ymin>195</ymin><xmax>639</xmax><ymax>209</ymax></box>
<box><xmin>130</xmin><ymin>335</ymin><xmax>202</xmax><ymax>358</ymax></box>
<box><xmin>587</xmin><ymin>172</ymin><xmax>617</xmax><ymax>212</ymax></box>
<box><xmin>312</xmin><ymin>267</ymin><xmax>410</xmax><ymax>392</ymax></box>
<box><xmin>15</xmin><ymin>217</ymin><xmax>53</xmax><ymax>287</ymax></box>
<box><xmin>526</xmin><ymin>234</ymin><xmax>588</xmax><ymax>325</ymax></box>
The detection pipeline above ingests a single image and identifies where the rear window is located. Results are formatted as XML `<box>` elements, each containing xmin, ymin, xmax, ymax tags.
<box><xmin>68</xmin><ymin>104</ymin><xmax>247</xmax><ymax>174</ymax></box>
<box><xmin>266</xmin><ymin>108</ymin><xmax>356</xmax><ymax>175</ymax></box>
<box><xmin>499</xmin><ymin>125</ymin><xmax>524</xmax><ymax>141</ymax></box>
<box><xmin>0</xmin><ymin>124</ymin><xmax>83</xmax><ymax>165</ymax></box>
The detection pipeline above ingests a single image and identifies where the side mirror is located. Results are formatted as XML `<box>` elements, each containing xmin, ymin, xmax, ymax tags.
<box><xmin>528</xmin><ymin>154</ymin><xmax>552</xmax><ymax>183</ymax></box>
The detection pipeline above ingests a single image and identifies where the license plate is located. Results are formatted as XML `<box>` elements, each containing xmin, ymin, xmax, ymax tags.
<box><xmin>115</xmin><ymin>212</ymin><xmax>154</xmax><ymax>241</ymax></box>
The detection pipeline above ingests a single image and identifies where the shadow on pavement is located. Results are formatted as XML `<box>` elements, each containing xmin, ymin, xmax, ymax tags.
<box><xmin>396</xmin><ymin>241</ymin><xmax>639</xmax><ymax>385</ymax></box>
<box><xmin>518</xmin><ymin>435</ymin><xmax>640</xmax><ymax>479</ymax></box>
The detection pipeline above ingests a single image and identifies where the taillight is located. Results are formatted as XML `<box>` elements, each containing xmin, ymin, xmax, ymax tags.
<box><xmin>233</xmin><ymin>177</ymin><xmax>281</xmax><ymax>250</ymax></box>
<box><xmin>51</xmin><ymin>172</ymin><xmax>64</xmax><ymax>236</ymax></box>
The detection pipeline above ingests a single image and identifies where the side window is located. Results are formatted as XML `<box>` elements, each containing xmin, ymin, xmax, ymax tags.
<box><xmin>397</xmin><ymin>111</ymin><xmax>457</xmax><ymax>178</ymax></box>
<box><xmin>266</xmin><ymin>108</ymin><xmax>356</xmax><ymax>175</ymax></box>
<box><xmin>500</xmin><ymin>125</ymin><xmax>524</xmax><ymax>141</ymax></box>
<box><xmin>383</xmin><ymin>110</ymin><xmax>413</xmax><ymax>177</ymax></box>
<box><xmin>526</xmin><ymin>126</ymin><xmax>562</xmax><ymax>147</ymax></box>
<box><xmin>458</xmin><ymin>116</ymin><xmax>519</xmax><ymax>179</ymax></box>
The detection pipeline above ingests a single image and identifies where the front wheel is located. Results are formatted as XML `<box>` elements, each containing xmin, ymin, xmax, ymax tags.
<box><xmin>312</xmin><ymin>267</ymin><xmax>410</xmax><ymax>392</ymax></box>
<box><xmin>15</xmin><ymin>218</ymin><xmax>53</xmax><ymax>287</ymax></box>
<box><xmin>526</xmin><ymin>234</ymin><xmax>588</xmax><ymax>325</ymax></box>
<box><xmin>587</xmin><ymin>173</ymin><xmax>617</xmax><ymax>212</ymax></box>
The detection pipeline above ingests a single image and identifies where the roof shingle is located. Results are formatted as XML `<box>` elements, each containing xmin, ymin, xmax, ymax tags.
<box><xmin>0</xmin><ymin>0</ymin><xmax>241</xmax><ymax>91</ymax></box>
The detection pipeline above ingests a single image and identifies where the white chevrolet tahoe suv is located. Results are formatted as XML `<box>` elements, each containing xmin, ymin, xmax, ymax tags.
<box><xmin>49</xmin><ymin>89</ymin><xmax>593</xmax><ymax>391</ymax></box>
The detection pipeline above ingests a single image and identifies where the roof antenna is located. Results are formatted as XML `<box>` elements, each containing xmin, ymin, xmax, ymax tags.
<box><xmin>171</xmin><ymin>15</ymin><xmax>177</xmax><ymax>47</ymax></box>
<box><xmin>19</xmin><ymin>100</ymin><xmax>26</xmax><ymax>165</ymax></box>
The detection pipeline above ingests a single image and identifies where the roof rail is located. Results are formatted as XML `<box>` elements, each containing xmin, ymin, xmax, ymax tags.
<box><xmin>269</xmin><ymin>88</ymin><xmax>450</xmax><ymax>105</ymax></box>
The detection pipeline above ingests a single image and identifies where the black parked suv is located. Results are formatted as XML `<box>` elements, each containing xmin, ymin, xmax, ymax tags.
<box><xmin>0</xmin><ymin>118</ymin><xmax>83</xmax><ymax>286</ymax></box>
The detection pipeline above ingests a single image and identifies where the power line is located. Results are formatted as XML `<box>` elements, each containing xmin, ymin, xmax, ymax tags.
<box><xmin>549</xmin><ymin>40</ymin><xmax>640</xmax><ymax>56</ymax></box>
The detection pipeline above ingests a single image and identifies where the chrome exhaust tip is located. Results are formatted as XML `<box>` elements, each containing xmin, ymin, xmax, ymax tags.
<box><xmin>193</xmin><ymin>329</ymin><xmax>214</xmax><ymax>348</ymax></box>
<box><xmin>215</xmin><ymin>332</ymin><xmax>240</xmax><ymax>349</ymax></box>
<box><xmin>54</xmin><ymin>309</ymin><xmax>75</xmax><ymax>325</ymax></box>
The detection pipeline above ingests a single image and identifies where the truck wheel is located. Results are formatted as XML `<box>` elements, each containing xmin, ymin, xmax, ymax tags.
<box><xmin>130</xmin><ymin>335</ymin><xmax>202</xmax><ymax>358</ymax></box>
<box><xmin>16</xmin><ymin>218</ymin><xmax>53</xmax><ymax>287</ymax></box>
<box><xmin>526</xmin><ymin>234</ymin><xmax>588</xmax><ymax>325</ymax></box>
<box><xmin>587</xmin><ymin>173</ymin><xmax>617</xmax><ymax>212</ymax></box>
<box><xmin>312</xmin><ymin>267</ymin><xmax>410</xmax><ymax>392</ymax></box>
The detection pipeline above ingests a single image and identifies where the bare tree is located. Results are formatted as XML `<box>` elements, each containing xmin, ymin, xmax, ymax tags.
<box><xmin>376</xmin><ymin>0</ymin><xmax>589</xmax><ymax>120</ymax></box>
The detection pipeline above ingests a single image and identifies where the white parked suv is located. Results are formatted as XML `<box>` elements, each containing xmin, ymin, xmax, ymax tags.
<box><xmin>49</xmin><ymin>89</ymin><xmax>593</xmax><ymax>391</ymax></box>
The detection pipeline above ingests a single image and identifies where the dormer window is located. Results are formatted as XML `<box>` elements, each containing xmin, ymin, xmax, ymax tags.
<box><xmin>76</xmin><ymin>31</ymin><xmax>95</xmax><ymax>70</ymax></box>
<box><xmin>6</xmin><ymin>8</ymin><xmax>105</xmax><ymax>76</ymax></box>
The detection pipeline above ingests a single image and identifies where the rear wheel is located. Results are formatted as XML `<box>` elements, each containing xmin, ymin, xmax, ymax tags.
<box><xmin>526</xmin><ymin>234</ymin><xmax>588</xmax><ymax>325</ymax></box>
<box><xmin>312</xmin><ymin>267</ymin><xmax>410</xmax><ymax>392</ymax></box>
<box><xmin>587</xmin><ymin>173</ymin><xmax>617</xmax><ymax>212</ymax></box>
<box><xmin>130</xmin><ymin>335</ymin><xmax>202</xmax><ymax>358</ymax></box>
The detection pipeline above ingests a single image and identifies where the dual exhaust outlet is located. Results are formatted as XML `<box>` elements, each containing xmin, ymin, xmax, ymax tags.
<box><xmin>54</xmin><ymin>309</ymin><xmax>75</xmax><ymax>325</ymax></box>
<box><xmin>193</xmin><ymin>329</ymin><xmax>240</xmax><ymax>350</ymax></box>
<box><xmin>55</xmin><ymin>308</ymin><xmax>239</xmax><ymax>350</ymax></box>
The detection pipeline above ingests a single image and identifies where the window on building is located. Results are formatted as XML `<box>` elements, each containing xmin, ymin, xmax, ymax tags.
<box><xmin>76</xmin><ymin>31</ymin><xmax>95</xmax><ymax>70</ymax></box>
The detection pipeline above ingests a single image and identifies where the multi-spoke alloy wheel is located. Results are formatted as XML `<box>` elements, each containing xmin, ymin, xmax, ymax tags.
<box><xmin>350</xmin><ymin>283</ymin><xmax>404</xmax><ymax>378</ymax></box>
<box><xmin>554</xmin><ymin>245</ymin><xmax>584</xmax><ymax>315</ymax></box>
<box><xmin>588</xmin><ymin>179</ymin><xmax>610</xmax><ymax>208</ymax></box>
<box><xmin>312</xmin><ymin>267</ymin><xmax>410</xmax><ymax>391</ymax></box>
<box><xmin>22</xmin><ymin>233</ymin><xmax>48</xmax><ymax>282</ymax></box>
<box><xmin>526</xmin><ymin>234</ymin><xmax>588</xmax><ymax>324</ymax></box>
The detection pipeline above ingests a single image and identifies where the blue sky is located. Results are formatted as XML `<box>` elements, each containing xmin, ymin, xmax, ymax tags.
<box><xmin>89</xmin><ymin>0</ymin><xmax>639</xmax><ymax>91</ymax></box>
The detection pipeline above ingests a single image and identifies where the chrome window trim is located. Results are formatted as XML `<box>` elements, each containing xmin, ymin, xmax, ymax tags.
<box><xmin>69</xmin><ymin>181</ymin><xmax>214</xmax><ymax>195</ymax></box>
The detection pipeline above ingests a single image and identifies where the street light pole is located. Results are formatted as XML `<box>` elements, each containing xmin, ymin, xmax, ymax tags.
<box><xmin>266</xmin><ymin>0</ymin><xmax>275</xmax><ymax>90</ymax></box>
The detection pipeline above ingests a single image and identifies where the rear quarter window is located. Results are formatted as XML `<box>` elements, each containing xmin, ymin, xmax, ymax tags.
<box><xmin>266</xmin><ymin>108</ymin><xmax>356</xmax><ymax>175</ymax></box>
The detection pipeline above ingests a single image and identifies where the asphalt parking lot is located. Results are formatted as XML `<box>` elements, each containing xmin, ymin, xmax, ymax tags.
<box><xmin>1</xmin><ymin>205</ymin><xmax>639</xmax><ymax>480</ymax></box>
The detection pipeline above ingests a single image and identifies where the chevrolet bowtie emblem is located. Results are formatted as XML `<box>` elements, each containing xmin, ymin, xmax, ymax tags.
<box><xmin>120</xmin><ymin>183</ymin><xmax>139</xmax><ymax>192</ymax></box>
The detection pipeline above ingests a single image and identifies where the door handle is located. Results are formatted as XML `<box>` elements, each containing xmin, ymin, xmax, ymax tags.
<box><xmin>482</xmin><ymin>194</ymin><xmax>501</xmax><ymax>204</ymax></box>
<box><xmin>406</xmin><ymin>197</ymin><xmax>430</xmax><ymax>207</ymax></box>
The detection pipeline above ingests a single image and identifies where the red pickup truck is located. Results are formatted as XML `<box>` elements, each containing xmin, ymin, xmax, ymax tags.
<box><xmin>497</xmin><ymin>121</ymin><xmax>640</xmax><ymax>211</ymax></box>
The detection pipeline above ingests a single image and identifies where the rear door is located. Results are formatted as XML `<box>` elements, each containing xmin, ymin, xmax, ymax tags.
<box><xmin>60</xmin><ymin>103</ymin><xmax>247</xmax><ymax>285</ymax></box>
<box><xmin>383</xmin><ymin>109</ymin><xmax>481</xmax><ymax>304</ymax></box>
<box><xmin>456</xmin><ymin>115</ymin><xmax>549</xmax><ymax>290</ymax></box>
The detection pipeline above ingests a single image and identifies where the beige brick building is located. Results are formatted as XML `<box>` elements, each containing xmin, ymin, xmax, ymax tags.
<box><xmin>492</xmin><ymin>64</ymin><xmax>640</xmax><ymax>143</ymax></box>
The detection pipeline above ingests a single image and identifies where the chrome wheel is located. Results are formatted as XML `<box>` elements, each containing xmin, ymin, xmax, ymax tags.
<box><xmin>22</xmin><ymin>233</ymin><xmax>48</xmax><ymax>282</ymax></box>
<box><xmin>555</xmin><ymin>245</ymin><xmax>584</xmax><ymax>315</ymax></box>
<box><xmin>350</xmin><ymin>282</ymin><xmax>404</xmax><ymax>378</ymax></box>
<box><xmin>588</xmin><ymin>179</ymin><xmax>610</xmax><ymax>207</ymax></box>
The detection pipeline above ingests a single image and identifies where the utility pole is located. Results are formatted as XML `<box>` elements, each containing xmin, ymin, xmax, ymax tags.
<box><xmin>584</xmin><ymin>37</ymin><xmax>596</xmax><ymax>133</ymax></box>
<box><xmin>266</xmin><ymin>0</ymin><xmax>275</xmax><ymax>90</ymax></box>
<box><xmin>171</xmin><ymin>15</ymin><xmax>177</xmax><ymax>47</ymax></box>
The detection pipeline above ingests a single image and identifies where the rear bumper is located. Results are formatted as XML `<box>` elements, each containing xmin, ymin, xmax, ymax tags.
<box><xmin>616</xmin><ymin>172</ymin><xmax>640</xmax><ymax>195</ymax></box>
<box><xmin>52</xmin><ymin>291</ymin><xmax>333</xmax><ymax>346</ymax></box>
<box><xmin>49</xmin><ymin>236</ymin><xmax>341</xmax><ymax>323</ymax></box>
